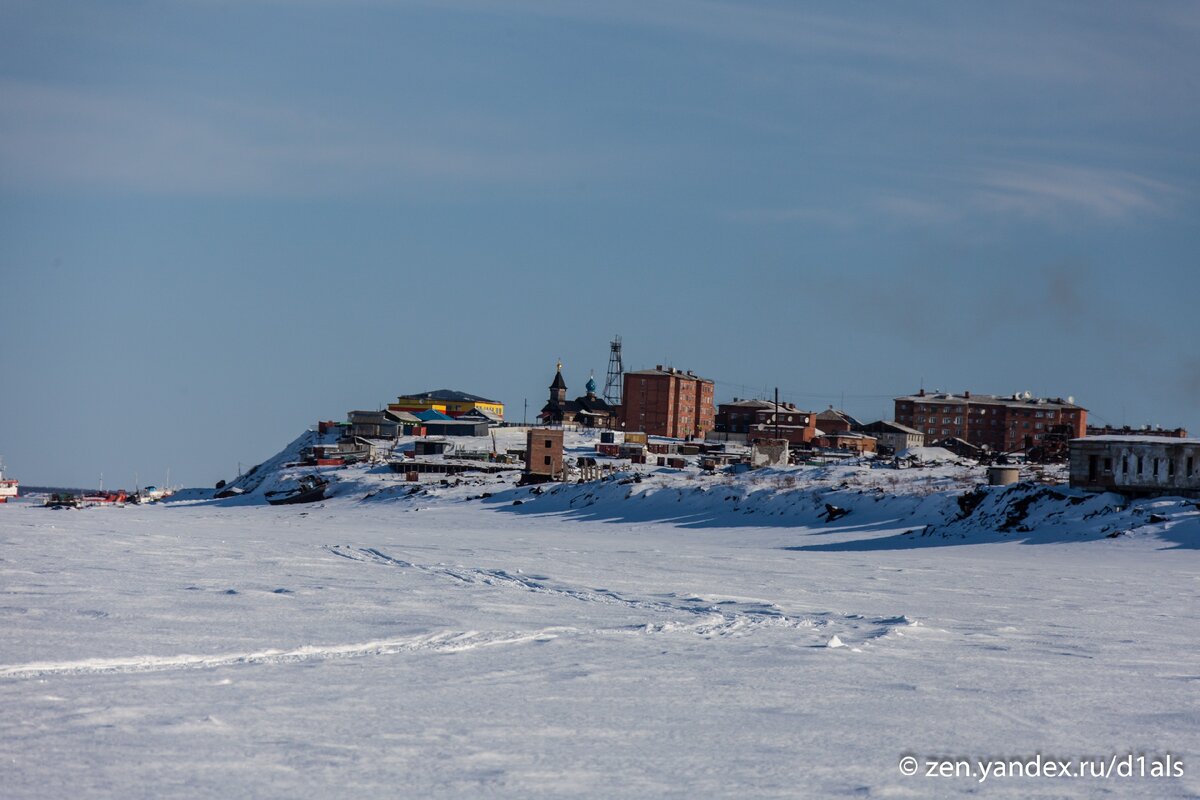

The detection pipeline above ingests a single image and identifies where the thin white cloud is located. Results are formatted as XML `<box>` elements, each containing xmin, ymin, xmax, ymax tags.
<box><xmin>969</xmin><ymin>162</ymin><xmax>1177</xmax><ymax>220</ymax></box>
<box><xmin>0</xmin><ymin>78</ymin><xmax>600</xmax><ymax>194</ymax></box>
<box><xmin>730</xmin><ymin>160</ymin><xmax>1177</xmax><ymax>230</ymax></box>
<box><xmin>189</xmin><ymin>0</ymin><xmax>1197</xmax><ymax>91</ymax></box>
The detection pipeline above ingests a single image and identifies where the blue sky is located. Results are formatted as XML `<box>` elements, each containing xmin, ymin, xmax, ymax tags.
<box><xmin>2</xmin><ymin>1</ymin><xmax>1198</xmax><ymax>487</ymax></box>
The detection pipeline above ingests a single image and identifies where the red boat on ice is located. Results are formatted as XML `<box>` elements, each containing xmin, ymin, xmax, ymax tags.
<box><xmin>0</xmin><ymin>458</ymin><xmax>17</xmax><ymax>504</ymax></box>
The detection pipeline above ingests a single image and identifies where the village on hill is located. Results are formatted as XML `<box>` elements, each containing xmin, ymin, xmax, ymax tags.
<box><xmin>198</xmin><ymin>334</ymin><xmax>1196</xmax><ymax>512</ymax></box>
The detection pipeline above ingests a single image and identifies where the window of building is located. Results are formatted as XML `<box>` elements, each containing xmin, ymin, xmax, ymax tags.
<box><xmin>1137</xmin><ymin>456</ymin><xmax>1144</xmax><ymax>475</ymax></box>
<box><xmin>1168</xmin><ymin>458</ymin><xmax>1175</xmax><ymax>477</ymax></box>
<box><xmin>1188</xmin><ymin>457</ymin><xmax>1195</xmax><ymax>477</ymax></box>
<box><xmin>544</xmin><ymin>440</ymin><xmax>552</xmax><ymax>448</ymax></box>
<box><xmin>1104</xmin><ymin>457</ymin><xmax>1113</xmax><ymax>473</ymax></box>
<box><xmin>1122</xmin><ymin>456</ymin><xmax>1129</xmax><ymax>474</ymax></box>
<box><xmin>543</xmin><ymin>456</ymin><xmax>551</xmax><ymax>465</ymax></box>
<box><xmin>1154</xmin><ymin>458</ymin><xmax>1160</xmax><ymax>477</ymax></box>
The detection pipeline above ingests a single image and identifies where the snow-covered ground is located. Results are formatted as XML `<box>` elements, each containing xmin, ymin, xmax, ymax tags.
<box><xmin>2</xmin><ymin>434</ymin><xmax>1197</xmax><ymax>798</ymax></box>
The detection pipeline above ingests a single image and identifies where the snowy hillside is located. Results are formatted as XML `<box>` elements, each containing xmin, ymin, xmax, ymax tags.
<box><xmin>0</xmin><ymin>428</ymin><xmax>1196</xmax><ymax>798</ymax></box>
<box><xmin>190</xmin><ymin>426</ymin><xmax>1200</xmax><ymax>550</ymax></box>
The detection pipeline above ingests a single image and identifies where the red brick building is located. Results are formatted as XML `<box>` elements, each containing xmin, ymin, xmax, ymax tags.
<box><xmin>621</xmin><ymin>366</ymin><xmax>715</xmax><ymax>439</ymax></box>
<box><xmin>715</xmin><ymin>399</ymin><xmax>817</xmax><ymax>445</ymax></box>
<box><xmin>894</xmin><ymin>390</ymin><xmax>1087</xmax><ymax>454</ymax></box>
<box><xmin>815</xmin><ymin>407</ymin><xmax>858</xmax><ymax>434</ymax></box>
<box><xmin>525</xmin><ymin>429</ymin><xmax>564</xmax><ymax>481</ymax></box>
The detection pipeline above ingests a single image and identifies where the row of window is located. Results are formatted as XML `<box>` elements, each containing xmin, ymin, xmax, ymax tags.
<box><xmin>900</xmin><ymin>404</ymin><xmax>1078</xmax><ymax>420</ymax></box>
<box><xmin>1114</xmin><ymin>455</ymin><xmax>1197</xmax><ymax>479</ymax></box>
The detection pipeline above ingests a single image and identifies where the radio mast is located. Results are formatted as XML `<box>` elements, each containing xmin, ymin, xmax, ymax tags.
<box><xmin>603</xmin><ymin>335</ymin><xmax>624</xmax><ymax>406</ymax></box>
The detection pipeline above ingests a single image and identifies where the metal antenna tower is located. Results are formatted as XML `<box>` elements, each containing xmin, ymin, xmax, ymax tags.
<box><xmin>603</xmin><ymin>335</ymin><xmax>624</xmax><ymax>406</ymax></box>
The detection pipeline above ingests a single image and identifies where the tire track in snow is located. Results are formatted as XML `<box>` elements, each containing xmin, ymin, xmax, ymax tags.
<box><xmin>328</xmin><ymin>545</ymin><xmax>788</xmax><ymax>621</ymax></box>
<box><xmin>0</xmin><ymin>628</ymin><xmax>567</xmax><ymax>679</ymax></box>
<box><xmin>325</xmin><ymin>545</ymin><xmax>921</xmax><ymax>646</ymax></box>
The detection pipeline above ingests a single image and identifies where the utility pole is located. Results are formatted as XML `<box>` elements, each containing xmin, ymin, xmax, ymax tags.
<box><xmin>774</xmin><ymin>386</ymin><xmax>780</xmax><ymax>441</ymax></box>
<box><xmin>523</xmin><ymin>398</ymin><xmax>527</xmax><ymax>427</ymax></box>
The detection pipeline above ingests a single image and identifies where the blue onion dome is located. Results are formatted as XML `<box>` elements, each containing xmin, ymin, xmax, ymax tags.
<box><xmin>586</xmin><ymin>376</ymin><xmax>597</xmax><ymax>393</ymax></box>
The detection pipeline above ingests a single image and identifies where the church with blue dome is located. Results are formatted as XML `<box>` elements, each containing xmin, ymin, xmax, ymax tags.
<box><xmin>538</xmin><ymin>362</ymin><xmax>618</xmax><ymax>428</ymax></box>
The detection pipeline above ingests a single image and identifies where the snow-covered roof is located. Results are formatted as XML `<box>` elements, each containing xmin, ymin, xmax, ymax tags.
<box><xmin>859</xmin><ymin>420</ymin><xmax>923</xmax><ymax>436</ymax></box>
<box><xmin>897</xmin><ymin>446</ymin><xmax>958</xmax><ymax>462</ymax></box>
<box><xmin>1073</xmin><ymin>435</ymin><xmax>1200</xmax><ymax>445</ymax></box>
<box><xmin>460</xmin><ymin>407</ymin><xmax>504</xmax><ymax>422</ymax></box>
<box><xmin>895</xmin><ymin>392</ymin><xmax>1085</xmax><ymax>410</ymax></box>
<box><xmin>626</xmin><ymin>367</ymin><xmax>710</xmax><ymax>382</ymax></box>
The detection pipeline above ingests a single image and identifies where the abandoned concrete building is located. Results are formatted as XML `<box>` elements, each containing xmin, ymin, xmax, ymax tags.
<box><xmin>1070</xmin><ymin>436</ymin><xmax>1200</xmax><ymax>498</ymax></box>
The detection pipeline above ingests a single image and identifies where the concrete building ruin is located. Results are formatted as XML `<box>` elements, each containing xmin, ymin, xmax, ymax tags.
<box><xmin>1070</xmin><ymin>436</ymin><xmax>1200</xmax><ymax>498</ymax></box>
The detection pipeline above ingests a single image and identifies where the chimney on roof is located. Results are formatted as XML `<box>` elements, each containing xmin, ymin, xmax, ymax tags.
<box><xmin>964</xmin><ymin>390</ymin><xmax>970</xmax><ymax>399</ymax></box>
<box><xmin>655</xmin><ymin>364</ymin><xmax>663</xmax><ymax>371</ymax></box>
<box><xmin>918</xmin><ymin>388</ymin><xmax>925</xmax><ymax>397</ymax></box>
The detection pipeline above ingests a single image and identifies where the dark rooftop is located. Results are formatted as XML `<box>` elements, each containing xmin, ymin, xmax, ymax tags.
<box><xmin>626</xmin><ymin>365</ymin><xmax>710</xmax><ymax>381</ymax></box>
<box><xmin>895</xmin><ymin>391</ymin><xmax>1085</xmax><ymax>410</ymax></box>
<box><xmin>398</xmin><ymin>389</ymin><xmax>499</xmax><ymax>403</ymax></box>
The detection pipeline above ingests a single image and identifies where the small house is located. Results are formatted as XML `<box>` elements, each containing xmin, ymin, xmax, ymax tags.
<box><xmin>524</xmin><ymin>429</ymin><xmax>564</xmax><ymax>483</ymax></box>
<box><xmin>857</xmin><ymin>420</ymin><xmax>924</xmax><ymax>455</ymax></box>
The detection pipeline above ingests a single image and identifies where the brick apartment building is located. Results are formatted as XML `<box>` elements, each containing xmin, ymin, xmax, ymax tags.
<box><xmin>715</xmin><ymin>399</ymin><xmax>817</xmax><ymax>445</ymax></box>
<box><xmin>894</xmin><ymin>390</ymin><xmax>1087</xmax><ymax>454</ymax></box>
<box><xmin>620</xmin><ymin>366</ymin><xmax>715</xmax><ymax>439</ymax></box>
